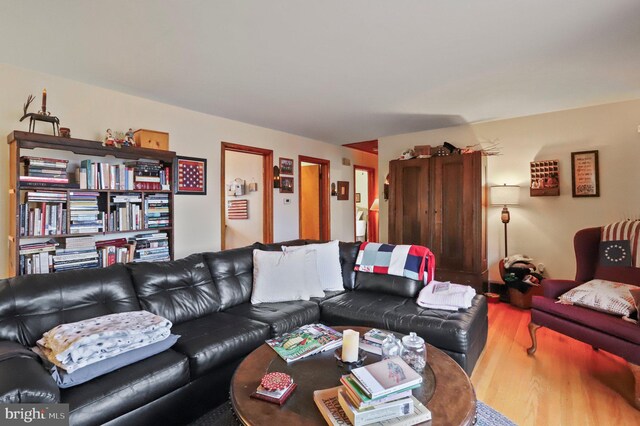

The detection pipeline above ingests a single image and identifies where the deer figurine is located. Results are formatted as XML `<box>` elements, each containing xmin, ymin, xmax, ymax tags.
<box><xmin>19</xmin><ymin>94</ymin><xmax>60</xmax><ymax>135</ymax></box>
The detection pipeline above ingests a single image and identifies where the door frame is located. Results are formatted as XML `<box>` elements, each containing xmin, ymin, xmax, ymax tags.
<box><xmin>220</xmin><ymin>142</ymin><xmax>273</xmax><ymax>249</ymax></box>
<box><xmin>298</xmin><ymin>155</ymin><xmax>330</xmax><ymax>240</ymax></box>
<box><xmin>353</xmin><ymin>165</ymin><xmax>377</xmax><ymax>242</ymax></box>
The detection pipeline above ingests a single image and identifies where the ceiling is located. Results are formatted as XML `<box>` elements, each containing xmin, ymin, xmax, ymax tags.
<box><xmin>2</xmin><ymin>1</ymin><xmax>640</xmax><ymax>144</ymax></box>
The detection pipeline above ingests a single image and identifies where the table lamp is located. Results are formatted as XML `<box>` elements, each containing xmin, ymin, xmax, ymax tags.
<box><xmin>490</xmin><ymin>184</ymin><xmax>520</xmax><ymax>257</ymax></box>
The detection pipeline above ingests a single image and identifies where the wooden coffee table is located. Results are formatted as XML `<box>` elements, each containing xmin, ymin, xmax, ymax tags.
<box><xmin>230</xmin><ymin>326</ymin><xmax>476</xmax><ymax>425</ymax></box>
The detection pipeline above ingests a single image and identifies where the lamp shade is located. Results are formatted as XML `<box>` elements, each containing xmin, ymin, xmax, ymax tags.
<box><xmin>490</xmin><ymin>185</ymin><xmax>520</xmax><ymax>206</ymax></box>
<box><xmin>369</xmin><ymin>198</ymin><xmax>380</xmax><ymax>212</ymax></box>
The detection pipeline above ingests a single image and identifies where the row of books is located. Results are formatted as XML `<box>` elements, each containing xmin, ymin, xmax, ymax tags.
<box><xmin>144</xmin><ymin>193</ymin><xmax>171</xmax><ymax>228</ymax></box>
<box><xmin>77</xmin><ymin>159</ymin><xmax>171</xmax><ymax>191</ymax></box>
<box><xmin>17</xmin><ymin>232</ymin><xmax>171</xmax><ymax>274</ymax></box>
<box><xmin>315</xmin><ymin>357</ymin><xmax>429</xmax><ymax>426</ymax></box>
<box><xmin>19</xmin><ymin>202</ymin><xmax>67</xmax><ymax>237</ymax></box>
<box><xmin>109</xmin><ymin>194</ymin><xmax>143</xmax><ymax>231</ymax></box>
<box><xmin>19</xmin><ymin>156</ymin><xmax>70</xmax><ymax>185</ymax></box>
<box><xmin>69</xmin><ymin>192</ymin><xmax>105</xmax><ymax>234</ymax></box>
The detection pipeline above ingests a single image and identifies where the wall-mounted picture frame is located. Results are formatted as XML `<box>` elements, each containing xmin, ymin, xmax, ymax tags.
<box><xmin>530</xmin><ymin>159</ymin><xmax>559</xmax><ymax>197</ymax></box>
<box><xmin>279</xmin><ymin>157</ymin><xmax>294</xmax><ymax>175</ymax></box>
<box><xmin>571</xmin><ymin>150</ymin><xmax>599</xmax><ymax>197</ymax></box>
<box><xmin>355</xmin><ymin>192</ymin><xmax>361</xmax><ymax>203</ymax></box>
<box><xmin>337</xmin><ymin>181</ymin><xmax>349</xmax><ymax>200</ymax></box>
<box><xmin>175</xmin><ymin>156</ymin><xmax>207</xmax><ymax>195</ymax></box>
<box><xmin>280</xmin><ymin>176</ymin><xmax>294</xmax><ymax>193</ymax></box>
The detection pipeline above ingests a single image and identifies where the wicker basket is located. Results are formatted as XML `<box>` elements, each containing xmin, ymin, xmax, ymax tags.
<box><xmin>508</xmin><ymin>285</ymin><xmax>543</xmax><ymax>309</ymax></box>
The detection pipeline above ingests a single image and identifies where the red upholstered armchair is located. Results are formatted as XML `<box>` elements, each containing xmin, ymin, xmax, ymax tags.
<box><xmin>527</xmin><ymin>226</ymin><xmax>640</xmax><ymax>409</ymax></box>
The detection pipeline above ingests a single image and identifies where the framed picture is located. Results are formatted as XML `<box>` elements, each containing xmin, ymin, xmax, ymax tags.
<box><xmin>571</xmin><ymin>150</ymin><xmax>599</xmax><ymax>197</ymax></box>
<box><xmin>355</xmin><ymin>192</ymin><xmax>361</xmax><ymax>203</ymax></box>
<box><xmin>529</xmin><ymin>159</ymin><xmax>559</xmax><ymax>197</ymax></box>
<box><xmin>279</xmin><ymin>157</ymin><xmax>294</xmax><ymax>175</ymax></box>
<box><xmin>175</xmin><ymin>156</ymin><xmax>207</xmax><ymax>195</ymax></box>
<box><xmin>337</xmin><ymin>181</ymin><xmax>349</xmax><ymax>200</ymax></box>
<box><xmin>280</xmin><ymin>176</ymin><xmax>294</xmax><ymax>193</ymax></box>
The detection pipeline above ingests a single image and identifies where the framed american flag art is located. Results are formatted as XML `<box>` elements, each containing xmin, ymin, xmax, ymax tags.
<box><xmin>175</xmin><ymin>156</ymin><xmax>207</xmax><ymax>195</ymax></box>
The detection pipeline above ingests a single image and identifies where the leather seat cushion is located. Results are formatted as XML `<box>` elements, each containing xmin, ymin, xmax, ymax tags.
<box><xmin>320</xmin><ymin>291</ymin><xmax>488</xmax><ymax>354</ymax></box>
<box><xmin>171</xmin><ymin>313</ymin><xmax>270</xmax><ymax>378</ymax></box>
<box><xmin>532</xmin><ymin>296</ymin><xmax>640</xmax><ymax>344</ymax></box>
<box><xmin>203</xmin><ymin>246</ymin><xmax>257</xmax><ymax>310</ymax></box>
<box><xmin>225</xmin><ymin>301</ymin><xmax>320</xmax><ymax>336</ymax></box>
<box><xmin>63</xmin><ymin>350</ymin><xmax>189</xmax><ymax>426</ymax></box>
<box><xmin>310</xmin><ymin>290</ymin><xmax>345</xmax><ymax>304</ymax></box>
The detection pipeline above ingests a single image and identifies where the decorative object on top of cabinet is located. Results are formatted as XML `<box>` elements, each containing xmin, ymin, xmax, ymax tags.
<box><xmin>175</xmin><ymin>156</ymin><xmax>207</xmax><ymax>195</ymax></box>
<box><xmin>388</xmin><ymin>151</ymin><xmax>486</xmax><ymax>292</ymax></box>
<box><xmin>279</xmin><ymin>157</ymin><xmax>294</xmax><ymax>175</ymax></box>
<box><xmin>280</xmin><ymin>176</ymin><xmax>294</xmax><ymax>193</ymax></box>
<box><xmin>123</xmin><ymin>128</ymin><xmax>135</xmax><ymax>147</ymax></box>
<box><xmin>59</xmin><ymin>127</ymin><xmax>71</xmax><ymax>138</ymax></box>
<box><xmin>133</xmin><ymin>129</ymin><xmax>169</xmax><ymax>151</ymax></box>
<box><xmin>571</xmin><ymin>150</ymin><xmax>599</xmax><ymax>198</ymax></box>
<box><xmin>399</xmin><ymin>148</ymin><xmax>416</xmax><ymax>160</ymax></box>
<box><xmin>414</xmin><ymin>145</ymin><xmax>431</xmax><ymax>157</ymax></box>
<box><xmin>337</xmin><ymin>181</ymin><xmax>349</xmax><ymax>200</ymax></box>
<box><xmin>104</xmin><ymin>128</ymin><xmax>118</xmax><ymax>148</ymax></box>
<box><xmin>530</xmin><ymin>159</ymin><xmax>559</xmax><ymax>196</ymax></box>
<box><xmin>19</xmin><ymin>91</ymin><xmax>61</xmax><ymax>136</ymax></box>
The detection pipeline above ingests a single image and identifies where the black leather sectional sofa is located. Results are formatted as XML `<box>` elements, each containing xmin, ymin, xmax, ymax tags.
<box><xmin>0</xmin><ymin>240</ymin><xmax>487</xmax><ymax>425</ymax></box>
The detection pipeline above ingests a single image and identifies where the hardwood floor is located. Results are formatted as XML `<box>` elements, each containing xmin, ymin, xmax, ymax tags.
<box><xmin>470</xmin><ymin>302</ymin><xmax>640</xmax><ymax>426</ymax></box>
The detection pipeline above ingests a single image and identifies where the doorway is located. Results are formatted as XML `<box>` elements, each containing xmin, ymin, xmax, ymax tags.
<box><xmin>220</xmin><ymin>142</ymin><xmax>273</xmax><ymax>249</ymax></box>
<box><xmin>298</xmin><ymin>155</ymin><xmax>330</xmax><ymax>240</ymax></box>
<box><xmin>354</xmin><ymin>165</ymin><xmax>377</xmax><ymax>242</ymax></box>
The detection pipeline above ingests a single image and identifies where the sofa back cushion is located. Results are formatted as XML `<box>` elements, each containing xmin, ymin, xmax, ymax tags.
<box><xmin>127</xmin><ymin>254</ymin><xmax>220</xmax><ymax>324</ymax></box>
<box><xmin>339</xmin><ymin>242</ymin><xmax>361</xmax><ymax>290</ymax></box>
<box><xmin>204</xmin><ymin>245</ymin><xmax>257</xmax><ymax>310</ymax></box>
<box><xmin>354</xmin><ymin>273</ymin><xmax>423</xmax><ymax>298</ymax></box>
<box><xmin>255</xmin><ymin>239</ymin><xmax>307</xmax><ymax>251</ymax></box>
<box><xmin>0</xmin><ymin>265</ymin><xmax>139</xmax><ymax>347</ymax></box>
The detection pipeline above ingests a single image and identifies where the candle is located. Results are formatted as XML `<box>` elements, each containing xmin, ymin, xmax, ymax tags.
<box><xmin>342</xmin><ymin>329</ymin><xmax>359</xmax><ymax>363</ymax></box>
<box><xmin>42</xmin><ymin>88</ymin><xmax>47</xmax><ymax>114</ymax></box>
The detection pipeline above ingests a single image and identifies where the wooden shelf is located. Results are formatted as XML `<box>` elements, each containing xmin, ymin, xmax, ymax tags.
<box><xmin>8</xmin><ymin>131</ymin><xmax>176</xmax><ymax>276</ymax></box>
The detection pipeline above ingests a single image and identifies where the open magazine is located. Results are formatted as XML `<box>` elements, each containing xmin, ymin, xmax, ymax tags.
<box><xmin>266</xmin><ymin>324</ymin><xmax>342</xmax><ymax>362</ymax></box>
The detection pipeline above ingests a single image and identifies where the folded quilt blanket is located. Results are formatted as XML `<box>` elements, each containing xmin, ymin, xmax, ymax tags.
<box><xmin>354</xmin><ymin>242</ymin><xmax>435</xmax><ymax>283</ymax></box>
<box><xmin>37</xmin><ymin>310</ymin><xmax>172</xmax><ymax>373</ymax></box>
<box><xmin>417</xmin><ymin>281</ymin><xmax>476</xmax><ymax>311</ymax></box>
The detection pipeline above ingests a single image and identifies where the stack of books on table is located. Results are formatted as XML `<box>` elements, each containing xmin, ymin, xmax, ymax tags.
<box><xmin>52</xmin><ymin>236</ymin><xmax>99</xmax><ymax>272</ymax></box>
<box><xmin>359</xmin><ymin>329</ymin><xmax>390</xmax><ymax>355</ymax></box>
<box><xmin>266</xmin><ymin>324</ymin><xmax>342</xmax><ymax>362</ymax></box>
<box><xmin>315</xmin><ymin>357</ymin><xmax>431</xmax><ymax>426</ymax></box>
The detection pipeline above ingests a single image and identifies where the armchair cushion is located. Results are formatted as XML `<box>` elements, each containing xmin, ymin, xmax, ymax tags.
<box><xmin>558</xmin><ymin>279</ymin><xmax>638</xmax><ymax>318</ymax></box>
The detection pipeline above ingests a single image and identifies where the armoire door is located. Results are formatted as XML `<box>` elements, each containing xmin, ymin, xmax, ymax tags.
<box><xmin>388</xmin><ymin>158</ymin><xmax>431</xmax><ymax>246</ymax></box>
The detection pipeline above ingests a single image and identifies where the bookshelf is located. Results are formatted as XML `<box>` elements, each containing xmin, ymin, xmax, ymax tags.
<box><xmin>7</xmin><ymin>130</ymin><xmax>177</xmax><ymax>276</ymax></box>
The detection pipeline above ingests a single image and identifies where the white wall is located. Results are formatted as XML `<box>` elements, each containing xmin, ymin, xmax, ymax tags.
<box><xmin>378</xmin><ymin>99</ymin><xmax>640</xmax><ymax>280</ymax></box>
<box><xmin>224</xmin><ymin>151</ymin><xmax>263</xmax><ymax>248</ymax></box>
<box><xmin>0</xmin><ymin>64</ymin><xmax>377</xmax><ymax>277</ymax></box>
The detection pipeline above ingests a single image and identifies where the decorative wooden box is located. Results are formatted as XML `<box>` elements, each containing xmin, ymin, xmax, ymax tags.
<box><xmin>134</xmin><ymin>129</ymin><xmax>169</xmax><ymax>151</ymax></box>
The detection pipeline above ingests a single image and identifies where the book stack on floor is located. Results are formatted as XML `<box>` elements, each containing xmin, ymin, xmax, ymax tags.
<box><xmin>266</xmin><ymin>324</ymin><xmax>343</xmax><ymax>363</ymax></box>
<box><xmin>19</xmin><ymin>191</ymin><xmax>68</xmax><ymax>236</ymax></box>
<box><xmin>95</xmin><ymin>238</ymin><xmax>136</xmax><ymax>267</ymax></box>
<box><xmin>19</xmin><ymin>156</ymin><xmax>72</xmax><ymax>187</ymax></box>
<box><xmin>52</xmin><ymin>236</ymin><xmax>99</xmax><ymax>272</ymax></box>
<box><xmin>315</xmin><ymin>357</ymin><xmax>431</xmax><ymax>426</ymax></box>
<box><xmin>18</xmin><ymin>239</ymin><xmax>59</xmax><ymax>275</ymax></box>
<box><xmin>131</xmin><ymin>232</ymin><xmax>170</xmax><ymax>262</ymax></box>
<box><xmin>144</xmin><ymin>193</ymin><xmax>170</xmax><ymax>228</ymax></box>
<box><xmin>69</xmin><ymin>192</ymin><xmax>105</xmax><ymax>234</ymax></box>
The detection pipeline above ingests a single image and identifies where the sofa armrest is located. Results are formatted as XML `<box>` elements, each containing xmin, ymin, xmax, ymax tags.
<box><xmin>0</xmin><ymin>341</ymin><xmax>59</xmax><ymax>403</ymax></box>
<box><xmin>542</xmin><ymin>279</ymin><xmax>580</xmax><ymax>299</ymax></box>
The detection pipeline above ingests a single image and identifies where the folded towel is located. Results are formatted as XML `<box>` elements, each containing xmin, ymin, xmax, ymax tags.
<box><xmin>416</xmin><ymin>280</ymin><xmax>476</xmax><ymax>311</ymax></box>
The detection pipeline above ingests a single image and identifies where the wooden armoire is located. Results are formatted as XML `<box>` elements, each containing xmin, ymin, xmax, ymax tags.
<box><xmin>388</xmin><ymin>151</ymin><xmax>487</xmax><ymax>291</ymax></box>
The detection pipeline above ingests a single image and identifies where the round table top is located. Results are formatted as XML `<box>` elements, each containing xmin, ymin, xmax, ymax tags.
<box><xmin>230</xmin><ymin>326</ymin><xmax>476</xmax><ymax>426</ymax></box>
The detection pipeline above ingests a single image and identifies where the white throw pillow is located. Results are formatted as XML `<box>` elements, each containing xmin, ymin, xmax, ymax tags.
<box><xmin>284</xmin><ymin>240</ymin><xmax>344</xmax><ymax>291</ymax></box>
<box><xmin>559</xmin><ymin>279</ymin><xmax>637</xmax><ymax>317</ymax></box>
<box><xmin>251</xmin><ymin>249</ymin><xmax>313</xmax><ymax>304</ymax></box>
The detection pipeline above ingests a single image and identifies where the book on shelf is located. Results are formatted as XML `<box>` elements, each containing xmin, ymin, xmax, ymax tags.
<box><xmin>18</xmin><ymin>240</ymin><xmax>59</xmax><ymax>275</ymax></box>
<box><xmin>350</xmin><ymin>357</ymin><xmax>422</xmax><ymax>400</ymax></box>
<box><xmin>315</xmin><ymin>386</ymin><xmax>431</xmax><ymax>426</ymax></box>
<box><xmin>21</xmin><ymin>156</ymin><xmax>69</xmax><ymax>169</ymax></box>
<box><xmin>19</xmin><ymin>199</ymin><xmax>67</xmax><ymax>237</ymax></box>
<box><xmin>337</xmin><ymin>387</ymin><xmax>413</xmax><ymax>426</ymax></box>
<box><xmin>52</xmin><ymin>236</ymin><xmax>99</xmax><ymax>272</ymax></box>
<box><xmin>265</xmin><ymin>323</ymin><xmax>342</xmax><ymax>363</ymax></box>
<box><xmin>131</xmin><ymin>232</ymin><xmax>170</xmax><ymax>262</ymax></box>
